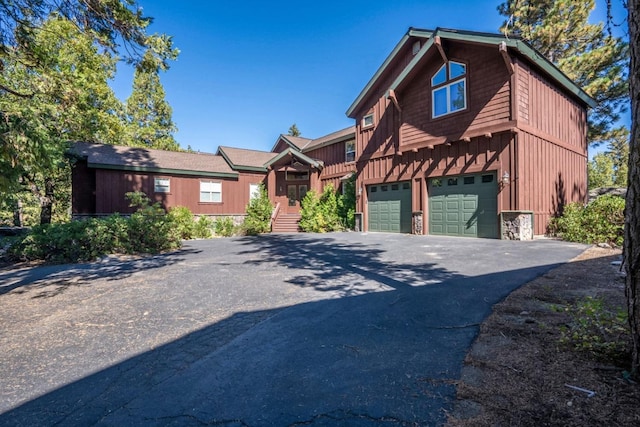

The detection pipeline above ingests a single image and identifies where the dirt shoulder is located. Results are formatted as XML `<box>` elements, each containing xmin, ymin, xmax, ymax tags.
<box><xmin>447</xmin><ymin>246</ymin><xmax>640</xmax><ymax>426</ymax></box>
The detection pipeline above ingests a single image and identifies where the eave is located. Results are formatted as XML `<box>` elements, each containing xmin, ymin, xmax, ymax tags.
<box><xmin>86</xmin><ymin>162</ymin><xmax>239</xmax><ymax>179</ymax></box>
<box><xmin>217</xmin><ymin>147</ymin><xmax>269</xmax><ymax>173</ymax></box>
<box><xmin>263</xmin><ymin>147</ymin><xmax>323</xmax><ymax>170</ymax></box>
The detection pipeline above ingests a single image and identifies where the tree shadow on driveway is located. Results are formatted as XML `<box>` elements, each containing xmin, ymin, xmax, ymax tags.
<box><xmin>0</xmin><ymin>247</ymin><xmax>202</xmax><ymax>298</ymax></box>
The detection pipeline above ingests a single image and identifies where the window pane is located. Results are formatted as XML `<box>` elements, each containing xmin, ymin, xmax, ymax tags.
<box><xmin>464</xmin><ymin>176</ymin><xmax>475</xmax><ymax>185</ymax></box>
<box><xmin>450</xmin><ymin>80</ymin><xmax>466</xmax><ymax>112</ymax></box>
<box><xmin>200</xmin><ymin>192</ymin><xmax>211</xmax><ymax>202</ymax></box>
<box><xmin>433</xmin><ymin>87</ymin><xmax>448</xmax><ymax>117</ymax></box>
<box><xmin>363</xmin><ymin>114</ymin><xmax>374</xmax><ymax>127</ymax></box>
<box><xmin>449</xmin><ymin>62</ymin><xmax>466</xmax><ymax>79</ymax></box>
<box><xmin>431</xmin><ymin>64</ymin><xmax>446</xmax><ymax>86</ymax></box>
<box><xmin>212</xmin><ymin>192</ymin><xmax>222</xmax><ymax>203</ymax></box>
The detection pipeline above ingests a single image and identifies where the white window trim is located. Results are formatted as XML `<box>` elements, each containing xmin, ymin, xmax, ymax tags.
<box><xmin>431</xmin><ymin>61</ymin><xmax>467</xmax><ymax>119</ymax></box>
<box><xmin>345</xmin><ymin>140</ymin><xmax>356</xmax><ymax>163</ymax></box>
<box><xmin>200</xmin><ymin>180</ymin><xmax>222</xmax><ymax>203</ymax></box>
<box><xmin>432</xmin><ymin>77</ymin><xmax>467</xmax><ymax>118</ymax></box>
<box><xmin>249</xmin><ymin>183</ymin><xmax>260</xmax><ymax>200</ymax></box>
<box><xmin>362</xmin><ymin>113</ymin><xmax>374</xmax><ymax>128</ymax></box>
<box><xmin>154</xmin><ymin>177</ymin><xmax>170</xmax><ymax>193</ymax></box>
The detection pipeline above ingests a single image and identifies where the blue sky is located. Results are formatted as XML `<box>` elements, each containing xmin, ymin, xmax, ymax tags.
<box><xmin>109</xmin><ymin>0</ymin><xmax>627</xmax><ymax>155</ymax></box>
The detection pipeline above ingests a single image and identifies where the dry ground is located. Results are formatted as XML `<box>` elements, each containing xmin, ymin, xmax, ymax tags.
<box><xmin>447</xmin><ymin>246</ymin><xmax>640</xmax><ymax>426</ymax></box>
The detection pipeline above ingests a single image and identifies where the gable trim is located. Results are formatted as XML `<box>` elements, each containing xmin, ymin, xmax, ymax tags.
<box><xmin>263</xmin><ymin>148</ymin><xmax>323</xmax><ymax>170</ymax></box>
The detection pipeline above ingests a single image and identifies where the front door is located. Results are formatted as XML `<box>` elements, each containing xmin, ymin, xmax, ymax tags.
<box><xmin>286</xmin><ymin>184</ymin><xmax>308</xmax><ymax>213</ymax></box>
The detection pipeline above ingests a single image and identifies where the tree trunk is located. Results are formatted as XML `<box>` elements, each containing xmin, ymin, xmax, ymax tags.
<box><xmin>39</xmin><ymin>177</ymin><xmax>54</xmax><ymax>225</ymax></box>
<box><xmin>626</xmin><ymin>0</ymin><xmax>640</xmax><ymax>376</ymax></box>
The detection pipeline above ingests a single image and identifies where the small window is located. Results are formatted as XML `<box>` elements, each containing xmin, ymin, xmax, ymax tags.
<box><xmin>430</xmin><ymin>178</ymin><xmax>442</xmax><ymax>187</ymax></box>
<box><xmin>345</xmin><ymin>139</ymin><xmax>355</xmax><ymax>163</ymax></box>
<box><xmin>447</xmin><ymin>178</ymin><xmax>458</xmax><ymax>186</ymax></box>
<box><xmin>381</xmin><ymin>185</ymin><xmax>388</xmax><ymax>192</ymax></box>
<box><xmin>432</xmin><ymin>61</ymin><xmax>467</xmax><ymax>118</ymax></box>
<box><xmin>200</xmin><ymin>181</ymin><xmax>222</xmax><ymax>203</ymax></box>
<box><xmin>391</xmin><ymin>184</ymin><xmax>399</xmax><ymax>191</ymax></box>
<box><xmin>362</xmin><ymin>113</ymin><xmax>374</xmax><ymax>128</ymax></box>
<box><xmin>370</xmin><ymin>186</ymin><xmax>377</xmax><ymax>193</ymax></box>
<box><xmin>403</xmin><ymin>182</ymin><xmax>410</xmax><ymax>190</ymax></box>
<box><xmin>463</xmin><ymin>176</ymin><xmax>475</xmax><ymax>185</ymax></box>
<box><xmin>154</xmin><ymin>177</ymin><xmax>170</xmax><ymax>193</ymax></box>
<box><xmin>249</xmin><ymin>183</ymin><xmax>260</xmax><ymax>200</ymax></box>
<box><xmin>286</xmin><ymin>171</ymin><xmax>309</xmax><ymax>181</ymax></box>
<box><xmin>482</xmin><ymin>174</ymin><xmax>494</xmax><ymax>183</ymax></box>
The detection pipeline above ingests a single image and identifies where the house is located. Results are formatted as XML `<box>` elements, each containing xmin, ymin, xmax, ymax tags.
<box><xmin>70</xmin><ymin>127</ymin><xmax>356</xmax><ymax>232</ymax></box>
<box><xmin>346</xmin><ymin>27</ymin><xmax>594</xmax><ymax>237</ymax></box>
<box><xmin>71</xmin><ymin>27</ymin><xmax>593</xmax><ymax>238</ymax></box>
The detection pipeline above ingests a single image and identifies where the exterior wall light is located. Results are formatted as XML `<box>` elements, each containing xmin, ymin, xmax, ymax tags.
<box><xmin>358</xmin><ymin>186</ymin><xmax>363</xmax><ymax>197</ymax></box>
<box><xmin>502</xmin><ymin>171</ymin><xmax>510</xmax><ymax>186</ymax></box>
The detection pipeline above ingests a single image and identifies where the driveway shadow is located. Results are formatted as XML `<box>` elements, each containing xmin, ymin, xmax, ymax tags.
<box><xmin>0</xmin><ymin>247</ymin><xmax>201</xmax><ymax>298</ymax></box>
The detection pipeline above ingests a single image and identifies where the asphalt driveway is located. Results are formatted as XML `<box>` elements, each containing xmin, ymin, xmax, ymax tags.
<box><xmin>0</xmin><ymin>233</ymin><xmax>587</xmax><ymax>426</ymax></box>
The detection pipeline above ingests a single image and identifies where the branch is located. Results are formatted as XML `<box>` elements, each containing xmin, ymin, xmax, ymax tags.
<box><xmin>0</xmin><ymin>82</ymin><xmax>34</xmax><ymax>98</ymax></box>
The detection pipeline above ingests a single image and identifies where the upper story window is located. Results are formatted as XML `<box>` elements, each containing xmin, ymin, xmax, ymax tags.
<box><xmin>431</xmin><ymin>61</ymin><xmax>467</xmax><ymax>118</ymax></box>
<box><xmin>362</xmin><ymin>113</ymin><xmax>374</xmax><ymax>128</ymax></box>
<box><xmin>200</xmin><ymin>180</ymin><xmax>222</xmax><ymax>203</ymax></box>
<box><xmin>345</xmin><ymin>139</ymin><xmax>355</xmax><ymax>163</ymax></box>
<box><xmin>154</xmin><ymin>177</ymin><xmax>170</xmax><ymax>193</ymax></box>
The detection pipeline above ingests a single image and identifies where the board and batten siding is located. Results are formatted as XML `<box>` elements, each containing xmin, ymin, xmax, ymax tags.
<box><xmin>94</xmin><ymin>169</ymin><xmax>265</xmax><ymax>216</ymax></box>
<box><xmin>306</xmin><ymin>140</ymin><xmax>357</xmax><ymax>191</ymax></box>
<box><xmin>516</xmin><ymin>130</ymin><xmax>587</xmax><ymax>235</ymax></box>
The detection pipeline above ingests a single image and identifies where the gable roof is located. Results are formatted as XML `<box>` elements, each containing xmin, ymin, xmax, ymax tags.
<box><xmin>264</xmin><ymin>147</ymin><xmax>323</xmax><ymax>170</ymax></box>
<box><xmin>70</xmin><ymin>142</ymin><xmax>238</xmax><ymax>178</ymax></box>
<box><xmin>346</xmin><ymin>27</ymin><xmax>596</xmax><ymax>117</ymax></box>
<box><xmin>271</xmin><ymin>134</ymin><xmax>313</xmax><ymax>152</ymax></box>
<box><xmin>217</xmin><ymin>146</ymin><xmax>278</xmax><ymax>172</ymax></box>
<box><xmin>300</xmin><ymin>126</ymin><xmax>355</xmax><ymax>152</ymax></box>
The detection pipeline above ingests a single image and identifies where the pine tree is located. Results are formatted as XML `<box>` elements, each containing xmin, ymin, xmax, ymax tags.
<box><xmin>498</xmin><ymin>0</ymin><xmax>629</xmax><ymax>146</ymax></box>
<box><xmin>125</xmin><ymin>50</ymin><xmax>179</xmax><ymax>150</ymax></box>
<box><xmin>288</xmin><ymin>123</ymin><xmax>301</xmax><ymax>137</ymax></box>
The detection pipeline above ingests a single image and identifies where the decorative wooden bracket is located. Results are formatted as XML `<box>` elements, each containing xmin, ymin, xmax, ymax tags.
<box><xmin>499</xmin><ymin>42</ymin><xmax>514</xmax><ymax>75</ymax></box>
<box><xmin>435</xmin><ymin>36</ymin><xmax>448</xmax><ymax>63</ymax></box>
<box><xmin>387</xmin><ymin>90</ymin><xmax>402</xmax><ymax>112</ymax></box>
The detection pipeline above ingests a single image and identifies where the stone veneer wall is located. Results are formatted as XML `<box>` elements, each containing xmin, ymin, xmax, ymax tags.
<box><xmin>501</xmin><ymin>211</ymin><xmax>533</xmax><ymax>240</ymax></box>
<box><xmin>412</xmin><ymin>211</ymin><xmax>423</xmax><ymax>235</ymax></box>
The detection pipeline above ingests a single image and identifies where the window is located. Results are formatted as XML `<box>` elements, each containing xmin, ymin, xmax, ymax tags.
<box><xmin>431</xmin><ymin>61</ymin><xmax>467</xmax><ymax>118</ymax></box>
<box><xmin>463</xmin><ymin>176</ymin><xmax>475</xmax><ymax>185</ymax></box>
<box><xmin>447</xmin><ymin>178</ymin><xmax>458</xmax><ymax>186</ymax></box>
<box><xmin>391</xmin><ymin>184</ymin><xmax>399</xmax><ymax>191</ymax></box>
<box><xmin>481</xmin><ymin>174</ymin><xmax>494</xmax><ymax>183</ymax></box>
<box><xmin>345</xmin><ymin>139</ymin><xmax>356</xmax><ymax>163</ymax></box>
<box><xmin>285</xmin><ymin>171</ymin><xmax>309</xmax><ymax>181</ymax></box>
<box><xmin>381</xmin><ymin>185</ymin><xmax>388</xmax><ymax>191</ymax></box>
<box><xmin>200</xmin><ymin>181</ymin><xmax>222</xmax><ymax>203</ymax></box>
<box><xmin>362</xmin><ymin>113</ymin><xmax>374</xmax><ymax>128</ymax></box>
<box><xmin>154</xmin><ymin>177</ymin><xmax>170</xmax><ymax>193</ymax></box>
<box><xmin>249</xmin><ymin>183</ymin><xmax>260</xmax><ymax>200</ymax></box>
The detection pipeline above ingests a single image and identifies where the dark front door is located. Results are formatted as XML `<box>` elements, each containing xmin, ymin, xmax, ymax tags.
<box><xmin>286</xmin><ymin>184</ymin><xmax>308</xmax><ymax>213</ymax></box>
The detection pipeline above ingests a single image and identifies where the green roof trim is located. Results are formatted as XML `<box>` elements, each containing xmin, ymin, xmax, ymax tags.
<box><xmin>87</xmin><ymin>163</ymin><xmax>239</xmax><ymax>179</ymax></box>
<box><xmin>346</xmin><ymin>28</ymin><xmax>433</xmax><ymax>117</ymax></box>
<box><xmin>351</xmin><ymin>27</ymin><xmax>596</xmax><ymax>117</ymax></box>
<box><xmin>263</xmin><ymin>148</ymin><xmax>322</xmax><ymax>169</ymax></box>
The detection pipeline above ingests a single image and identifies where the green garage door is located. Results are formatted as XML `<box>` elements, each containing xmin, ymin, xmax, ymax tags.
<box><xmin>368</xmin><ymin>181</ymin><xmax>412</xmax><ymax>233</ymax></box>
<box><xmin>428</xmin><ymin>173</ymin><xmax>498</xmax><ymax>238</ymax></box>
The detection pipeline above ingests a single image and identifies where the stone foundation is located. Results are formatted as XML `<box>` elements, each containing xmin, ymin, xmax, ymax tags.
<box><xmin>501</xmin><ymin>211</ymin><xmax>533</xmax><ymax>241</ymax></box>
<box><xmin>412</xmin><ymin>211</ymin><xmax>423</xmax><ymax>235</ymax></box>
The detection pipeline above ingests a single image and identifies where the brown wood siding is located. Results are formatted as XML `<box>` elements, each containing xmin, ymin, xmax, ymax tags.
<box><xmin>400</xmin><ymin>44</ymin><xmax>512</xmax><ymax>148</ymax></box>
<box><xmin>71</xmin><ymin>160</ymin><xmax>96</xmax><ymax>214</ymax></box>
<box><xmin>305</xmin><ymin>139</ymin><xmax>357</xmax><ymax>191</ymax></box>
<box><xmin>517</xmin><ymin>59</ymin><xmax>587</xmax><ymax>150</ymax></box>
<box><xmin>93</xmin><ymin>169</ymin><xmax>266</xmax><ymax>215</ymax></box>
<box><xmin>516</xmin><ymin>130</ymin><xmax>587</xmax><ymax>235</ymax></box>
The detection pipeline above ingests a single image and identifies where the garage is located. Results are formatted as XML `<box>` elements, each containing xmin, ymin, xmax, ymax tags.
<box><xmin>367</xmin><ymin>181</ymin><xmax>412</xmax><ymax>233</ymax></box>
<box><xmin>428</xmin><ymin>173</ymin><xmax>498</xmax><ymax>238</ymax></box>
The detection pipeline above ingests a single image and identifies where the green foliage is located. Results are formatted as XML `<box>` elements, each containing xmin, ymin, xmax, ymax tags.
<box><xmin>124</xmin><ymin>50</ymin><xmax>179</xmax><ymax>150</ymax></box>
<box><xmin>193</xmin><ymin>216</ymin><xmax>213</xmax><ymax>239</ymax></box>
<box><xmin>559</xmin><ymin>296</ymin><xmax>630</xmax><ymax>363</ymax></box>
<box><xmin>299</xmin><ymin>184</ymin><xmax>342</xmax><ymax>233</ymax></box>
<box><xmin>167</xmin><ymin>206</ymin><xmax>196</xmax><ymax>239</ymax></box>
<box><xmin>287</xmin><ymin>123</ymin><xmax>301</xmax><ymax>136</ymax></box>
<box><xmin>498</xmin><ymin>0</ymin><xmax>629</xmax><ymax>147</ymax></box>
<box><xmin>337</xmin><ymin>175</ymin><xmax>356</xmax><ymax>229</ymax></box>
<box><xmin>214</xmin><ymin>217</ymin><xmax>236</xmax><ymax>237</ymax></box>
<box><xmin>588</xmin><ymin>152</ymin><xmax>616</xmax><ymax>189</ymax></box>
<box><xmin>549</xmin><ymin>194</ymin><xmax>625</xmax><ymax>246</ymax></box>
<box><xmin>587</xmin><ymin>128</ymin><xmax>630</xmax><ymax>189</ymax></box>
<box><xmin>242</xmin><ymin>184</ymin><xmax>273</xmax><ymax>235</ymax></box>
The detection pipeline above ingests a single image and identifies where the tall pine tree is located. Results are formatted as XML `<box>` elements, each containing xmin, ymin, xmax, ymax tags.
<box><xmin>125</xmin><ymin>50</ymin><xmax>179</xmax><ymax>150</ymax></box>
<box><xmin>498</xmin><ymin>0</ymin><xmax>628</xmax><ymax>147</ymax></box>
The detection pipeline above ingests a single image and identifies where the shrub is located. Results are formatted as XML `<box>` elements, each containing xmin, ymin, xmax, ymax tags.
<box><xmin>124</xmin><ymin>192</ymin><xmax>181</xmax><ymax>253</ymax></box>
<box><xmin>337</xmin><ymin>175</ymin><xmax>356</xmax><ymax>230</ymax></box>
<box><xmin>242</xmin><ymin>184</ymin><xmax>273</xmax><ymax>235</ymax></box>
<box><xmin>214</xmin><ymin>216</ymin><xmax>236</xmax><ymax>237</ymax></box>
<box><xmin>167</xmin><ymin>206</ymin><xmax>196</xmax><ymax>239</ymax></box>
<box><xmin>299</xmin><ymin>184</ymin><xmax>342</xmax><ymax>233</ymax></box>
<box><xmin>193</xmin><ymin>215</ymin><xmax>213</xmax><ymax>238</ymax></box>
<box><xmin>559</xmin><ymin>296</ymin><xmax>630</xmax><ymax>364</ymax></box>
<box><xmin>549</xmin><ymin>194</ymin><xmax>625</xmax><ymax>246</ymax></box>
